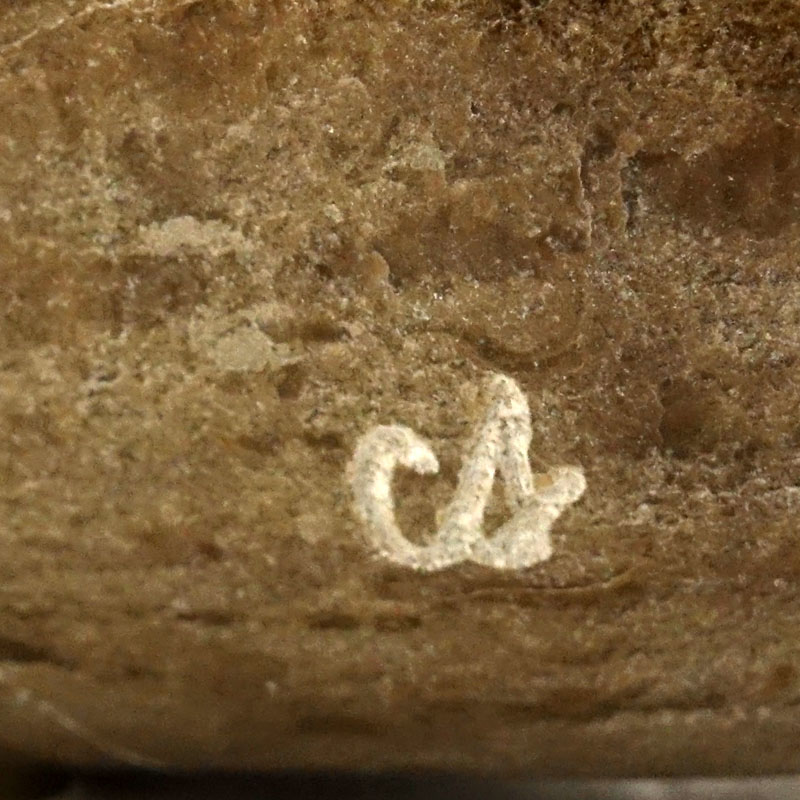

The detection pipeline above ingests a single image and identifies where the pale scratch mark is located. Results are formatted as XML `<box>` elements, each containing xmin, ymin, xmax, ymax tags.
<box><xmin>0</xmin><ymin>668</ymin><xmax>165</xmax><ymax>768</ymax></box>
<box><xmin>347</xmin><ymin>373</ymin><xmax>586</xmax><ymax>572</ymax></box>
<box><xmin>1</xmin><ymin>0</ymin><xmax>147</xmax><ymax>60</ymax></box>
<box><xmin>0</xmin><ymin>0</ymin><xmax>196</xmax><ymax>61</ymax></box>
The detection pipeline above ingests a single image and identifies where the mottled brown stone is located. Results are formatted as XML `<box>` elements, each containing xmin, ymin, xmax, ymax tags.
<box><xmin>2</xmin><ymin>0</ymin><xmax>800</xmax><ymax>776</ymax></box>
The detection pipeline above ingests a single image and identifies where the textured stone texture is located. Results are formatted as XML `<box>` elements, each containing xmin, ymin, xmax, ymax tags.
<box><xmin>1</xmin><ymin>0</ymin><xmax>800</xmax><ymax>776</ymax></box>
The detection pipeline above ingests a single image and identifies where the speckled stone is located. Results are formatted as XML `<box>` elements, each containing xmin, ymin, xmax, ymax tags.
<box><xmin>2</xmin><ymin>0</ymin><xmax>800</xmax><ymax>776</ymax></box>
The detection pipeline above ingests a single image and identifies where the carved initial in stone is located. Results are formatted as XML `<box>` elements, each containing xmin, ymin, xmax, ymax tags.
<box><xmin>347</xmin><ymin>373</ymin><xmax>586</xmax><ymax>571</ymax></box>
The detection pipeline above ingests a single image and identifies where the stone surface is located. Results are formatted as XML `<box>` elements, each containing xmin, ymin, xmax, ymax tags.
<box><xmin>2</xmin><ymin>0</ymin><xmax>800</xmax><ymax>776</ymax></box>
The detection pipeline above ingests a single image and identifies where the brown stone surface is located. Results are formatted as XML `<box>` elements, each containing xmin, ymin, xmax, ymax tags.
<box><xmin>2</xmin><ymin>0</ymin><xmax>800</xmax><ymax>776</ymax></box>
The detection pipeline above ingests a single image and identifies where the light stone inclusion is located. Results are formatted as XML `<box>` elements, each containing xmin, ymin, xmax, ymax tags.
<box><xmin>347</xmin><ymin>373</ymin><xmax>586</xmax><ymax>571</ymax></box>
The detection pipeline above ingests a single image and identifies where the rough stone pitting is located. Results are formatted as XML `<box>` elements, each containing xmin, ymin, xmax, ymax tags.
<box><xmin>136</xmin><ymin>216</ymin><xmax>253</xmax><ymax>260</ymax></box>
<box><xmin>186</xmin><ymin>303</ymin><xmax>303</xmax><ymax>373</ymax></box>
<box><xmin>2</xmin><ymin>0</ymin><xmax>800</xmax><ymax>776</ymax></box>
<box><xmin>348</xmin><ymin>373</ymin><xmax>586</xmax><ymax>571</ymax></box>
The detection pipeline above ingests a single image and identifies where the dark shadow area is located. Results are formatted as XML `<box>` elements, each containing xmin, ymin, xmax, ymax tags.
<box><xmin>13</xmin><ymin>771</ymin><xmax>533</xmax><ymax>800</ymax></box>
<box><xmin>3</xmin><ymin>769</ymin><xmax>798</xmax><ymax>800</ymax></box>
<box><xmin>0</xmin><ymin>765</ymin><xmax>72</xmax><ymax>800</ymax></box>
